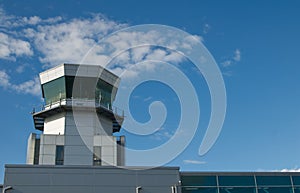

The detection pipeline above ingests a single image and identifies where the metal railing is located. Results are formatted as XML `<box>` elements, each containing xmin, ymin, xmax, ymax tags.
<box><xmin>32</xmin><ymin>98</ymin><xmax>124</xmax><ymax>118</ymax></box>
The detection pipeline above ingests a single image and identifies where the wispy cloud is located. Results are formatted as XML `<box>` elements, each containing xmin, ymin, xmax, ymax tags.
<box><xmin>220</xmin><ymin>49</ymin><xmax>242</xmax><ymax>77</ymax></box>
<box><xmin>0</xmin><ymin>32</ymin><xmax>33</xmax><ymax>60</ymax></box>
<box><xmin>221</xmin><ymin>60</ymin><xmax>232</xmax><ymax>68</ymax></box>
<box><xmin>203</xmin><ymin>23</ymin><xmax>210</xmax><ymax>34</ymax></box>
<box><xmin>15</xmin><ymin>64</ymin><xmax>28</xmax><ymax>73</ymax></box>
<box><xmin>0</xmin><ymin>7</ymin><xmax>62</xmax><ymax>28</ymax></box>
<box><xmin>233</xmin><ymin>49</ymin><xmax>241</xmax><ymax>62</ymax></box>
<box><xmin>0</xmin><ymin>7</ymin><xmax>204</xmax><ymax>96</ymax></box>
<box><xmin>256</xmin><ymin>167</ymin><xmax>300</xmax><ymax>172</ymax></box>
<box><xmin>0</xmin><ymin>70</ymin><xmax>10</xmax><ymax>88</ymax></box>
<box><xmin>151</xmin><ymin>127</ymin><xmax>173</xmax><ymax>141</ymax></box>
<box><xmin>0</xmin><ymin>70</ymin><xmax>41</xmax><ymax>96</ymax></box>
<box><xmin>183</xmin><ymin>159</ymin><xmax>207</xmax><ymax>165</ymax></box>
<box><xmin>221</xmin><ymin>49</ymin><xmax>242</xmax><ymax>68</ymax></box>
<box><xmin>279</xmin><ymin>168</ymin><xmax>300</xmax><ymax>172</ymax></box>
<box><xmin>143</xmin><ymin>96</ymin><xmax>153</xmax><ymax>102</ymax></box>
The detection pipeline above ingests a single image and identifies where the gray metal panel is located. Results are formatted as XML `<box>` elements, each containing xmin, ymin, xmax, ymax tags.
<box><xmin>4</xmin><ymin>165</ymin><xmax>180</xmax><ymax>193</ymax></box>
<box><xmin>40</xmin><ymin>63</ymin><xmax>120</xmax><ymax>87</ymax></box>
<box><xmin>117</xmin><ymin>136</ymin><xmax>125</xmax><ymax>166</ymax></box>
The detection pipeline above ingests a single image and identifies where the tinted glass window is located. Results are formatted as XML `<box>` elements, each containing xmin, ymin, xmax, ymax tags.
<box><xmin>43</xmin><ymin>77</ymin><xmax>66</xmax><ymax>105</ymax></box>
<box><xmin>256</xmin><ymin>176</ymin><xmax>291</xmax><ymax>186</ymax></box>
<box><xmin>181</xmin><ymin>175</ymin><xmax>217</xmax><ymax>186</ymax></box>
<box><xmin>182</xmin><ymin>187</ymin><xmax>217</xmax><ymax>193</ymax></box>
<box><xmin>93</xmin><ymin>146</ymin><xmax>101</xmax><ymax>166</ymax></box>
<box><xmin>33</xmin><ymin>139</ymin><xmax>40</xmax><ymax>165</ymax></box>
<box><xmin>69</xmin><ymin>76</ymin><xmax>97</xmax><ymax>100</ymax></box>
<box><xmin>294</xmin><ymin>187</ymin><xmax>300</xmax><ymax>193</ymax></box>
<box><xmin>257</xmin><ymin>187</ymin><xmax>293</xmax><ymax>193</ymax></box>
<box><xmin>55</xmin><ymin>145</ymin><xmax>64</xmax><ymax>165</ymax></box>
<box><xmin>292</xmin><ymin>176</ymin><xmax>300</xmax><ymax>186</ymax></box>
<box><xmin>65</xmin><ymin>76</ymin><xmax>114</xmax><ymax>109</ymax></box>
<box><xmin>220</xmin><ymin>187</ymin><xmax>256</xmax><ymax>193</ymax></box>
<box><xmin>218</xmin><ymin>176</ymin><xmax>255</xmax><ymax>186</ymax></box>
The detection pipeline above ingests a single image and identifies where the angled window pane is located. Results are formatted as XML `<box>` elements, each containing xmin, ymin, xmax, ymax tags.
<box><xmin>181</xmin><ymin>175</ymin><xmax>217</xmax><ymax>186</ymax></box>
<box><xmin>294</xmin><ymin>187</ymin><xmax>300</xmax><ymax>193</ymax></box>
<box><xmin>257</xmin><ymin>187</ymin><xmax>293</xmax><ymax>193</ymax></box>
<box><xmin>256</xmin><ymin>176</ymin><xmax>291</xmax><ymax>186</ymax></box>
<box><xmin>65</xmin><ymin>76</ymin><xmax>114</xmax><ymax>109</ymax></box>
<box><xmin>43</xmin><ymin>77</ymin><xmax>66</xmax><ymax>105</ymax></box>
<box><xmin>96</xmin><ymin>79</ymin><xmax>113</xmax><ymax>109</ymax></box>
<box><xmin>220</xmin><ymin>187</ymin><xmax>256</xmax><ymax>193</ymax></box>
<box><xmin>182</xmin><ymin>187</ymin><xmax>217</xmax><ymax>193</ymax></box>
<box><xmin>218</xmin><ymin>176</ymin><xmax>255</xmax><ymax>186</ymax></box>
<box><xmin>292</xmin><ymin>176</ymin><xmax>300</xmax><ymax>185</ymax></box>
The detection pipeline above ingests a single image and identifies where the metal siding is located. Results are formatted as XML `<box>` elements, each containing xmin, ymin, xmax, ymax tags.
<box><xmin>4</xmin><ymin>165</ymin><xmax>180</xmax><ymax>193</ymax></box>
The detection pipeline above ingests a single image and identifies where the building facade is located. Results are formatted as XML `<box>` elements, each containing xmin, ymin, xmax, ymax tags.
<box><xmin>4</xmin><ymin>165</ymin><xmax>181</xmax><ymax>193</ymax></box>
<box><xmin>181</xmin><ymin>172</ymin><xmax>300</xmax><ymax>193</ymax></box>
<box><xmin>1</xmin><ymin>63</ymin><xmax>300</xmax><ymax>193</ymax></box>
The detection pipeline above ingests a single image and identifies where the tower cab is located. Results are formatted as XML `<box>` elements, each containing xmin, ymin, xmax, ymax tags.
<box><xmin>27</xmin><ymin>63</ymin><xmax>125</xmax><ymax>166</ymax></box>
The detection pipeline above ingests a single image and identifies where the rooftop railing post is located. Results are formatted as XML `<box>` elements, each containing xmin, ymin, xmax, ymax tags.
<box><xmin>2</xmin><ymin>186</ymin><xmax>12</xmax><ymax>193</ymax></box>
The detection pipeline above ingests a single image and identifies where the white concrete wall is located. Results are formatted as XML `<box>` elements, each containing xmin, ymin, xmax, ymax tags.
<box><xmin>37</xmin><ymin>109</ymin><xmax>122</xmax><ymax>166</ymax></box>
<box><xmin>94</xmin><ymin>135</ymin><xmax>118</xmax><ymax>166</ymax></box>
<box><xmin>38</xmin><ymin>134</ymin><xmax>123</xmax><ymax>166</ymax></box>
<box><xmin>39</xmin><ymin>135</ymin><xmax>64</xmax><ymax>165</ymax></box>
<box><xmin>26</xmin><ymin>133</ymin><xmax>36</xmax><ymax>164</ymax></box>
<box><xmin>44</xmin><ymin>112</ymin><xmax>65</xmax><ymax>135</ymax></box>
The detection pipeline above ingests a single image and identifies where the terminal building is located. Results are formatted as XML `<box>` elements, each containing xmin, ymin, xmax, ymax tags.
<box><xmin>1</xmin><ymin>63</ymin><xmax>300</xmax><ymax>193</ymax></box>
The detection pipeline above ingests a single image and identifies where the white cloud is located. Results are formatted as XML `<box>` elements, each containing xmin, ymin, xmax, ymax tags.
<box><xmin>24</xmin><ymin>14</ymin><xmax>124</xmax><ymax>67</ymax></box>
<box><xmin>0</xmin><ymin>7</ymin><xmax>62</xmax><ymax>27</ymax></box>
<box><xmin>233</xmin><ymin>49</ymin><xmax>241</xmax><ymax>62</ymax></box>
<box><xmin>0</xmin><ymin>70</ymin><xmax>41</xmax><ymax>96</ymax></box>
<box><xmin>257</xmin><ymin>168</ymin><xmax>300</xmax><ymax>172</ymax></box>
<box><xmin>281</xmin><ymin>169</ymin><xmax>300</xmax><ymax>172</ymax></box>
<box><xmin>221</xmin><ymin>49</ymin><xmax>241</xmax><ymax>68</ymax></box>
<box><xmin>143</xmin><ymin>96</ymin><xmax>153</xmax><ymax>102</ymax></box>
<box><xmin>221</xmin><ymin>60</ymin><xmax>232</xmax><ymax>67</ymax></box>
<box><xmin>146</xmin><ymin>49</ymin><xmax>168</xmax><ymax>61</ymax></box>
<box><xmin>151</xmin><ymin>127</ymin><xmax>173</xmax><ymax>141</ymax></box>
<box><xmin>22</xmin><ymin>16</ymin><xmax>42</xmax><ymax>25</ymax></box>
<box><xmin>203</xmin><ymin>23</ymin><xmax>210</xmax><ymax>34</ymax></box>
<box><xmin>1</xmin><ymin>7</ymin><xmax>200</xmax><ymax>70</ymax></box>
<box><xmin>183</xmin><ymin>159</ymin><xmax>206</xmax><ymax>165</ymax></box>
<box><xmin>0</xmin><ymin>32</ymin><xmax>33</xmax><ymax>60</ymax></box>
<box><xmin>0</xmin><ymin>8</ymin><xmax>204</xmax><ymax>96</ymax></box>
<box><xmin>277</xmin><ymin>168</ymin><xmax>300</xmax><ymax>172</ymax></box>
<box><xmin>131</xmin><ymin>46</ymin><xmax>150</xmax><ymax>62</ymax></box>
<box><xmin>43</xmin><ymin>16</ymin><xmax>62</xmax><ymax>24</ymax></box>
<box><xmin>16</xmin><ymin>64</ymin><xmax>26</xmax><ymax>73</ymax></box>
<box><xmin>0</xmin><ymin>70</ymin><xmax>10</xmax><ymax>88</ymax></box>
<box><xmin>11</xmin><ymin>76</ymin><xmax>41</xmax><ymax>96</ymax></box>
<box><xmin>222</xmin><ymin>70</ymin><xmax>233</xmax><ymax>77</ymax></box>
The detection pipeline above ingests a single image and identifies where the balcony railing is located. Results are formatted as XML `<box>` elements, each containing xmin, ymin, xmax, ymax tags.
<box><xmin>32</xmin><ymin>98</ymin><xmax>124</xmax><ymax>118</ymax></box>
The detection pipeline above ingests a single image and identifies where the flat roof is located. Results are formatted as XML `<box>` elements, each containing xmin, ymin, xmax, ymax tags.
<box><xmin>40</xmin><ymin>63</ymin><xmax>120</xmax><ymax>87</ymax></box>
<box><xmin>181</xmin><ymin>171</ymin><xmax>300</xmax><ymax>176</ymax></box>
<box><xmin>5</xmin><ymin>164</ymin><xmax>180</xmax><ymax>170</ymax></box>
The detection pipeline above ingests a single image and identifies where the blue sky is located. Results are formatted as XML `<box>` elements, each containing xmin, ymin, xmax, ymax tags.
<box><xmin>1</xmin><ymin>0</ymin><xmax>300</xmax><ymax>182</ymax></box>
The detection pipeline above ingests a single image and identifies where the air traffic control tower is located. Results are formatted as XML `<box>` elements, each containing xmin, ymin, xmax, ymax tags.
<box><xmin>27</xmin><ymin>63</ymin><xmax>125</xmax><ymax>166</ymax></box>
